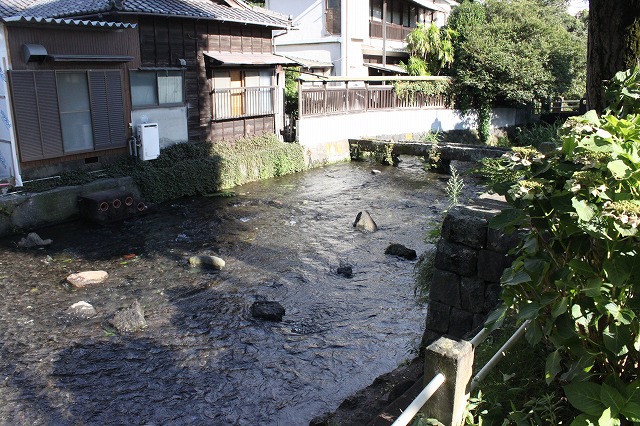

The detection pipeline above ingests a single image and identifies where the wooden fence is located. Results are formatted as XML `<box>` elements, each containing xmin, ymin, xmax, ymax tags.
<box><xmin>299</xmin><ymin>84</ymin><xmax>447</xmax><ymax>117</ymax></box>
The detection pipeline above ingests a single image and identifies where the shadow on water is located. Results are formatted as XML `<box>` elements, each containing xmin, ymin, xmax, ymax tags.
<box><xmin>0</xmin><ymin>158</ymin><xmax>483</xmax><ymax>425</ymax></box>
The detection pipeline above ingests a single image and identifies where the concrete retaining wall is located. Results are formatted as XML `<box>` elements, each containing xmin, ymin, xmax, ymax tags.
<box><xmin>298</xmin><ymin>107</ymin><xmax>530</xmax><ymax>164</ymax></box>
<box><xmin>0</xmin><ymin>177</ymin><xmax>141</xmax><ymax>237</ymax></box>
<box><xmin>421</xmin><ymin>202</ymin><xmax>519</xmax><ymax>348</ymax></box>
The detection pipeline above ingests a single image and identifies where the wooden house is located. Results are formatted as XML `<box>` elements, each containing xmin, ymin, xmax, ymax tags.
<box><xmin>0</xmin><ymin>0</ymin><xmax>292</xmax><ymax>183</ymax></box>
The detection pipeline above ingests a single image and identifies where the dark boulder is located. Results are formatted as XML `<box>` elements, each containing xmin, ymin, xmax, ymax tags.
<box><xmin>336</xmin><ymin>265</ymin><xmax>353</xmax><ymax>278</ymax></box>
<box><xmin>251</xmin><ymin>301</ymin><xmax>285</xmax><ymax>322</ymax></box>
<box><xmin>384</xmin><ymin>243</ymin><xmax>417</xmax><ymax>260</ymax></box>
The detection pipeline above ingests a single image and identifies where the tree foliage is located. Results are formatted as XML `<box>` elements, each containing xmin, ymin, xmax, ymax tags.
<box><xmin>403</xmin><ymin>23</ymin><xmax>456</xmax><ymax>76</ymax></box>
<box><xmin>449</xmin><ymin>0</ymin><xmax>587</xmax><ymax>108</ymax></box>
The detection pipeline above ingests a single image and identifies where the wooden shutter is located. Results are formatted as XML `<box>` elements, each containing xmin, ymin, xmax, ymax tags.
<box><xmin>9</xmin><ymin>70</ymin><xmax>64</xmax><ymax>161</ymax></box>
<box><xmin>89</xmin><ymin>70</ymin><xmax>126</xmax><ymax>150</ymax></box>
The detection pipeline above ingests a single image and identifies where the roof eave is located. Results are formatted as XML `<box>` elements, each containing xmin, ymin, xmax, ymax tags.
<box><xmin>115</xmin><ymin>10</ymin><xmax>290</xmax><ymax>29</ymax></box>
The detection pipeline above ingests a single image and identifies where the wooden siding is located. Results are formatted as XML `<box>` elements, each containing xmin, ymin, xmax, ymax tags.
<box><xmin>6</xmin><ymin>25</ymin><xmax>141</xmax><ymax>71</ymax></box>
<box><xmin>6</xmin><ymin>24</ymin><xmax>140</xmax><ymax>167</ymax></box>
<box><xmin>210</xmin><ymin>116</ymin><xmax>274</xmax><ymax>141</ymax></box>
<box><xmin>138</xmin><ymin>16</ymin><xmax>275</xmax><ymax>142</ymax></box>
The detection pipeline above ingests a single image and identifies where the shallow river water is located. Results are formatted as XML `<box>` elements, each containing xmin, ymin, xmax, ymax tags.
<box><xmin>0</xmin><ymin>157</ymin><xmax>477</xmax><ymax>425</ymax></box>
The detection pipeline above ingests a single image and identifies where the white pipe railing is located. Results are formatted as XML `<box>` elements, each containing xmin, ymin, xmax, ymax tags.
<box><xmin>391</xmin><ymin>372</ymin><xmax>446</xmax><ymax>426</ymax></box>
<box><xmin>469</xmin><ymin>319</ymin><xmax>531</xmax><ymax>392</ymax></box>
<box><xmin>390</xmin><ymin>317</ymin><xmax>532</xmax><ymax>425</ymax></box>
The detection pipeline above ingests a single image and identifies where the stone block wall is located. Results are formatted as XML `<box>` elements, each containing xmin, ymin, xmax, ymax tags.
<box><xmin>421</xmin><ymin>204</ymin><xmax>520</xmax><ymax>348</ymax></box>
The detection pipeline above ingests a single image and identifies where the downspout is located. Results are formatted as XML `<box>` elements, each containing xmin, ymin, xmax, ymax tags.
<box><xmin>340</xmin><ymin>0</ymin><xmax>347</xmax><ymax>76</ymax></box>
<box><xmin>272</xmin><ymin>21</ymin><xmax>292</xmax><ymax>141</ymax></box>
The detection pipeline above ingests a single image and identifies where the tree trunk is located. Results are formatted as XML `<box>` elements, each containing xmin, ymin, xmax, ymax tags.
<box><xmin>587</xmin><ymin>0</ymin><xmax>640</xmax><ymax>112</ymax></box>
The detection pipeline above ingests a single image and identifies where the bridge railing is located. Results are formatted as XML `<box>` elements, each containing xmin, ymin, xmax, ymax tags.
<box><xmin>533</xmin><ymin>97</ymin><xmax>587</xmax><ymax>115</ymax></box>
<box><xmin>298</xmin><ymin>76</ymin><xmax>450</xmax><ymax>118</ymax></box>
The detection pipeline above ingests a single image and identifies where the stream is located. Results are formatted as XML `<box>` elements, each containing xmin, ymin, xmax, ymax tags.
<box><xmin>0</xmin><ymin>157</ymin><xmax>479</xmax><ymax>425</ymax></box>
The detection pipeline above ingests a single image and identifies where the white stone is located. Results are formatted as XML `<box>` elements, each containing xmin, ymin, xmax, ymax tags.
<box><xmin>188</xmin><ymin>255</ymin><xmax>225</xmax><ymax>270</ymax></box>
<box><xmin>66</xmin><ymin>271</ymin><xmax>109</xmax><ymax>288</ymax></box>
<box><xmin>66</xmin><ymin>301</ymin><xmax>97</xmax><ymax>318</ymax></box>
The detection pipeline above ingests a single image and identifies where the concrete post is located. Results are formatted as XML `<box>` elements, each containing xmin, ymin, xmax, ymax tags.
<box><xmin>422</xmin><ymin>337</ymin><xmax>474</xmax><ymax>426</ymax></box>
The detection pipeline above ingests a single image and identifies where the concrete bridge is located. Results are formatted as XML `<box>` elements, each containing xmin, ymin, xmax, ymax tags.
<box><xmin>349</xmin><ymin>138</ymin><xmax>511</xmax><ymax>172</ymax></box>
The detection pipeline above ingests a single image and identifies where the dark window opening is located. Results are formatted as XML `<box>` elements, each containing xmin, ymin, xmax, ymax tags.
<box><xmin>326</xmin><ymin>0</ymin><xmax>341</xmax><ymax>35</ymax></box>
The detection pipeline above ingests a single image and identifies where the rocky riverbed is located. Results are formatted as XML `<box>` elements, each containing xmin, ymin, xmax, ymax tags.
<box><xmin>0</xmin><ymin>158</ymin><xmax>481</xmax><ymax>425</ymax></box>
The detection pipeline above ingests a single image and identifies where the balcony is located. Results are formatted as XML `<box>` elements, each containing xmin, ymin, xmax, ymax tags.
<box><xmin>370</xmin><ymin>21</ymin><xmax>413</xmax><ymax>41</ymax></box>
<box><xmin>211</xmin><ymin>86</ymin><xmax>276</xmax><ymax>121</ymax></box>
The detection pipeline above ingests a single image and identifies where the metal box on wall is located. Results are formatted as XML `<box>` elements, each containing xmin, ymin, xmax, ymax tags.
<box><xmin>137</xmin><ymin>123</ymin><xmax>160</xmax><ymax>161</ymax></box>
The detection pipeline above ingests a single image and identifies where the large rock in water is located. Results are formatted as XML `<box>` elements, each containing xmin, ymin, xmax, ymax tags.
<box><xmin>251</xmin><ymin>301</ymin><xmax>285</xmax><ymax>322</ymax></box>
<box><xmin>385</xmin><ymin>243</ymin><xmax>417</xmax><ymax>260</ymax></box>
<box><xmin>188</xmin><ymin>255</ymin><xmax>225</xmax><ymax>270</ymax></box>
<box><xmin>110</xmin><ymin>300</ymin><xmax>147</xmax><ymax>333</ymax></box>
<box><xmin>353</xmin><ymin>211</ymin><xmax>378</xmax><ymax>232</ymax></box>
<box><xmin>66</xmin><ymin>301</ymin><xmax>97</xmax><ymax>318</ymax></box>
<box><xmin>17</xmin><ymin>232</ymin><xmax>52</xmax><ymax>248</ymax></box>
<box><xmin>66</xmin><ymin>271</ymin><xmax>109</xmax><ymax>288</ymax></box>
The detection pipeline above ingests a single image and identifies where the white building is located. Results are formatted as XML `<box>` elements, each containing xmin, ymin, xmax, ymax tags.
<box><xmin>265</xmin><ymin>0</ymin><xmax>458</xmax><ymax>77</ymax></box>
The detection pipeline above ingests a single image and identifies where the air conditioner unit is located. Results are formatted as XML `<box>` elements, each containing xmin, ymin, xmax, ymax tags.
<box><xmin>137</xmin><ymin>123</ymin><xmax>160</xmax><ymax>161</ymax></box>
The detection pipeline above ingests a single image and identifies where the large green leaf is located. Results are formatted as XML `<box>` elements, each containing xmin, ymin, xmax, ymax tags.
<box><xmin>519</xmin><ymin>301</ymin><xmax>540</xmax><ymax>320</ymax></box>
<box><xmin>569</xmin><ymin>413</ymin><xmax>597</xmax><ymax>426</ymax></box>
<box><xmin>603</xmin><ymin>324</ymin><xmax>630</xmax><ymax>357</ymax></box>
<box><xmin>608</xmin><ymin>160</ymin><xmax>631</xmax><ymax>179</ymax></box>
<box><xmin>598</xmin><ymin>407</ymin><xmax>621</xmax><ymax>426</ymax></box>
<box><xmin>489</xmin><ymin>208</ymin><xmax>526</xmax><ymax>230</ymax></box>
<box><xmin>583</xmin><ymin>277</ymin><xmax>603</xmax><ymax>298</ymax></box>
<box><xmin>564</xmin><ymin>382</ymin><xmax>606</xmax><ymax>416</ymax></box>
<box><xmin>551</xmin><ymin>296</ymin><xmax>568</xmax><ymax>318</ymax></box>
<box><xmin>484</xmin><ymin>304</ymin><xmax>507</xmax><ymax>332</ymax></box>
<box><xmin>582</xmin><ymin>110</ymin><xmax>601</xmax><ymax>125</ymax></box>
<box><xmin>525</xmin><ymin>319</ymin><xmax>544</xmax><ymax>345</ymax></box>
<box><xmin>503</xmin><ymin>270</ymin><xmax>532</xmax><ymax>286</ymax></box>
<box><xmin>572</xmin><ymin>198</ymin><xmax>596</xmax><ymax>222</ymax></box>
<box><xmin>620</xmin><ymin>402</ymin><xmax>640</xmax><ymax>423</ymax></box>
<box><xmin>603</xmin><ymin>259</ymin><xmax>632</xmax><ymax>288</ymax></box>
<box><xmin>601</xmin><ymin>383</ymin><xmax>626</xmax><ymax>416</ymax></box>
<box><xmin>545</xmin><ymin>348</ymin><xmax>562</xmax><ymax>384</ymax></box>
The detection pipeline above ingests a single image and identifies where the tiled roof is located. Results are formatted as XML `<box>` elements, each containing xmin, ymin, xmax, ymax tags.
<box><xmin>0</xmin><ymin>0</ymin><xmax>291</xmax><ymax>28</ymax></box>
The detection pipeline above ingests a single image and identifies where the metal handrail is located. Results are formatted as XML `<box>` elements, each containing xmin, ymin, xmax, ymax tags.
<box><xmin>390</xmin><ymin>318</ymin><xmax>531</xmax><ymax>425</ymax></box>
<box><xmin>469</xmin><ymin>319</ymin><xmax>530</xmax><ymax>391</ymax></box>
<box><xmin>391</xmin><ymin>373</ymin><xmax>446</xmax><ymax>426</ymax></box>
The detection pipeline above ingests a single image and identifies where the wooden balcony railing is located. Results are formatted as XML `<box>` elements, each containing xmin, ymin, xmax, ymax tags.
<box><xmin>370</xmin><ymin>21</ymin><xmax>413</xmax><ymax>41</ymax></box>
<box><xmin>211</xmin><ymin>86</ymin><xmax>276</xmax><ymax>121</ymax></box>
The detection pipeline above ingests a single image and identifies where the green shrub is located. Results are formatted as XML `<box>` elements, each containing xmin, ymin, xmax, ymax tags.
<box><xmin>125</xmin><ymin>133</ymin><xmax>306</xmax><ymax>204</ymax></box>
<box><xmin>512</xmin><ymin>122</ymin><xmax>562</xmax><ymax>148</ymax></box>
<box><xmin>212</xmin><ymin>133</ymin><xmax>306</xmax><ymax>189</ymax></box>
<box><xmin>486</xmin><ymin>67</ymin><xmax>640</xmax><ymax>424</ymax></box>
